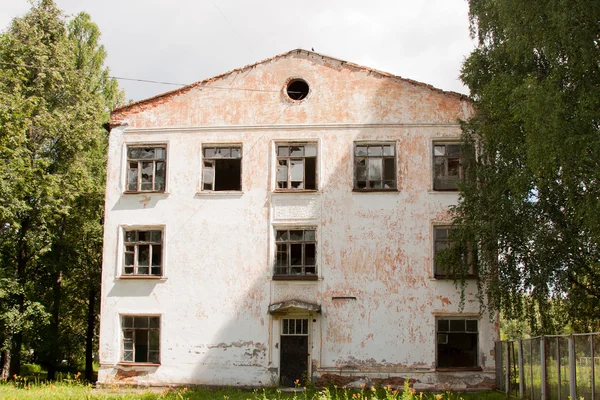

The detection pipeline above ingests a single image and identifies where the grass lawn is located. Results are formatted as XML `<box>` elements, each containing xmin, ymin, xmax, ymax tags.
<box><xmin>0</xmin><ymin>378</ymin><xmax>507</xmax><ymax>400</ymax></box>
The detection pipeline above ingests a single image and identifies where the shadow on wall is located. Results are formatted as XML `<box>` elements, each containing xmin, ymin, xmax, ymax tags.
<box><xmin>107</xmin><ymin>68</ymin><xmax>472</xmax><ymax>386</ymax></box>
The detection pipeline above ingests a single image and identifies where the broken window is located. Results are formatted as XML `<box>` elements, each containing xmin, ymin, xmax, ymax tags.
<box><xmin>126</xmin><ymin>146</ymin><xmax>166</xmax><ymax>192</ymax></box>
<box><xmin>123</xmin><ymin>229</ymin><xmax>163</xmax><ymax>277</ymax></box>
<box><xmin>433</xmin><ymin>143</ymin><xmax>462</xmax><ymax>190</ymax></box>
<box><xmin>274</xmin><ymin>229</ymin><xmax>316</xmax><ymax>276</ymax></box>
<box><xmin>354</xmin><ymin>143</ymin><xmax>396</xmax><ymax>190</ymax></box>
<box><xmin>436</xmin><ymin>318</ymin><xmax>478</xmax><ymax>369</ymax></box>
<box><xmin>202</xmin><ymin>146</ymin><xmax>242</xmax><ymax>191</ymax></box>
<box><xmin>122</xmin><ymin>316</ymin><xmax>160</xmax><ymax>364</ymax></box>
<box><xmin>276</xmin><ymin>144</ymin><xmax>317</xmax><ymax>190</ymax></box>
<box><xmin>433</xmin><ymin>226</ymin><xmax>475</xmax><ymax>278</ymax></box>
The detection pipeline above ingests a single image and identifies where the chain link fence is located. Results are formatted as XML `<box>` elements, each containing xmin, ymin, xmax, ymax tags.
<box><xmin>496</xmin><ymin>333</ymin><xmax>600</xmax><ymax>399</ymax></box>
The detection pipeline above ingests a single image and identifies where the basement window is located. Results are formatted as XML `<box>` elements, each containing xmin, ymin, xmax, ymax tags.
<box><xmin>286</xmin><ymin>79</ymin><xmax>309</xmax><ymax>101</ymax></box>
<box><xmin>202</xmin><ymin>146</ymin><xmax>242</xmax><ymax>191</ymax></box>
<box><xmin>436</xmin><ymin>318</ymin><xmax>478</xmax><ymax>369</ymax></box>
<box><xmin>122</xmin><ymin>316</ymin><xmax>160</xmax><ymax>364</ymax></box>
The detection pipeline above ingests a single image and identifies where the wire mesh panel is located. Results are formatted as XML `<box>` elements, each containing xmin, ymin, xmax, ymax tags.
<box><xmin>509</xmin><ymin>341</ymin><xmax>520</xmax><ymax>398</ymax></box>
<box><xmin>595</xmin><ymin>334</ymin><xmax>600</xmax><ymax>400</ymax></box>
<box><xmin>523</xmin><ymin>339</ymin><xmax>533</xmax><ymax>399</ymax></box>
<box><xmin>530</xmin><ymin>337</ymin><xmax>542</xmax><ymax>399</ymax></box>
<box><xmin>575</xmin><ymin>335</ymin><xmax>593</xmax><ymax>400</ymax></box>
<box><xmin>558</xmin><ymin>337</ymin><xmax>571</xmax><ymax>400</ymax></box>
<box><xmin>546</xmin><ymin>337</ymin><xmax>560</xmax><ymax>400</ymax></box>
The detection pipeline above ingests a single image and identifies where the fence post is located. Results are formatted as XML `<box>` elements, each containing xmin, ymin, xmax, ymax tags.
<box><xmin>495</xmin><ymin>341</ymin><xmax>503</xmax><ymax>391</ymax></box>
<box><xmin>506</xmin><ymin>342</ymin><xmax>511</xmax><ymax>397</ymax></box>
<box><xmin>592</xmin><ymin>334</ymin><xmax>595</xmax><ymax>400</ymax></box>
<box><xmin>519</xmin><ymin>339</ymin><xmax>525</xmax><ymax>399</ymax></box>
<box><xmin>557</xmin><ymin>338</ymin><xmax>561</xmax><ymax>400</ymax></box>
<box><xmin>569</xmin><ymin>335</ymin><xmax>576</xmax><ymax>400</ymax></box>
<box><xmin>540</xmin><ymin>336</ymin><xmax>547</xmax><ymax>400</ymax></box>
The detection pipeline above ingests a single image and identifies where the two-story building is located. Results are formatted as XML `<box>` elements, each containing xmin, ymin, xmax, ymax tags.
<box><xmin>98</xmin><ymin>49</ymin><xmax>497</xmax><ymax>390</ymax></box>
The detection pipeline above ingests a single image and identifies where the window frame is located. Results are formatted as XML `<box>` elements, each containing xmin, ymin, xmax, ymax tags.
<box><xmin>125</xmin><ymin>144</ymin><xmax>168</xmax><ymax>193</ymax></box>
<box><xmin>432</xmin><ymin>225</ymin><xmax>476</xmax><ymax>279</ymax></box>
<box><xmin>121</xmin><ymin>227</ymin><xmax>165</xmax><ymax>278</ymax></box>
<box><xmin>352</xmin><ymin>141</ymin><xmax>397</xmax><ymax>192</ymax></box>
<box><xmin>274</xmin><ymin>142</ymin><xmax>318</xmax><ymax>192</ymax></box>
<box><xmin>435</xmin><ymin>317</ymin><xmax>480</xmax><ymax>370</ymax></box>
<box><xmin>273</xmin><ymin>227</ymin><xmax>318</xmax><ymax>281</ymax></box>
<box><xmin>432</xmin><ymin>141</ymin><xmax>463</xmax><ymax>191</ymax></box>
<box><xmin>201</xmin><ymin>144</ymin><xmax>243</xmax><ymax>192</ymax></box>
<box><xmin>120</xmin><ymin>315</ymin><xmax>161</xmax><ymax>365</ymax></box>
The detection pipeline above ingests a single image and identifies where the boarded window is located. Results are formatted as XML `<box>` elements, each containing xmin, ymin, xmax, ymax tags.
<box><xmin>276</xmin><ymin>144</ymin><xmax>317</xmax><ymax>190</ymax></box>
<box><xmin>433</xmin><ymin>143</ymin><xmax>462</xmax><ymax>190</ymax></box>
<box><xmin>202</xmin><ymin>146</ymin><xmax>242</xmax><ymax>191</ymax></box>
<box><xmin>354</xmin><ymin>143</ymin><xmax>396</xmax><ymax>190</ymax></box>
<box><xmin>437</xmin><ymin>318</ymin><xmax>478</xmax><ymax>368</ymax></box>
<box><xmin>126</xmin><ymin>146</ymin><xmax>166</xmax><ymax>192</ymax></box>
<box><xmin>122</xmin><ymin>316</ymin><xmax>160</xmax><ymax>364</ymax></box>
<box><xmin>123</xmin><ymin>230</ymin><xmax>163</xmax><ymax>276</ymax></box>
<box><xmin>274</xmin><ymin>229</ymin><xmax>316</xmax><ymax>276</ymax></box>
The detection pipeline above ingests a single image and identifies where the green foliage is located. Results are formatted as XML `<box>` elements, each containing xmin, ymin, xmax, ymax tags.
<box><xmin>441</xmin><ymin>0</ymin><xmax>600</xmax><ymax>333</ymax></box>
<box><xmin>0</xmin><ymin>0</ymin><xmax>123</xmax><ymax>377</ymax></box>
<box><xmin>0</xmin><ymin>377</ymin><xmax>507</xmax><ymax>400</ymax></box>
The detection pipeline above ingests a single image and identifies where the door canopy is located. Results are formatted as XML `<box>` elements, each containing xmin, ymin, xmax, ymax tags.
<box><xmin>268</xmin><ymin>299</ymin><xmax>321</xmax><ymax>315</ymax></box>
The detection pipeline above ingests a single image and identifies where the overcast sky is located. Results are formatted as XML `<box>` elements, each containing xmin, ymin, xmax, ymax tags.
<box><xmin>1</xmin><ymin>0</ymin><xmax>476</xmax><ymax>102</ymax></box>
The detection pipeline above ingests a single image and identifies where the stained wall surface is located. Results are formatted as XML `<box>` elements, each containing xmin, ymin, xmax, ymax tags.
<box><xmin>99</xmin><ymin>50</ymin><xmax>497</xmax><ymax>389</ymax></box>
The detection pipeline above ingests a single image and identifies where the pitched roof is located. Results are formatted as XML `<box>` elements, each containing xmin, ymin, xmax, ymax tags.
<box><xmin>112</xmin><ymin>48</ymin><xmax>469</xmax><ymax>115</ymax></box>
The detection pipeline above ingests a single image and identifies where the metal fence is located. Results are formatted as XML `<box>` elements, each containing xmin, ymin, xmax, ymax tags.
<box><xmin>496</xmin><ymin>333</ymin><xmax>600</xmax><ymax>399</ymax></box>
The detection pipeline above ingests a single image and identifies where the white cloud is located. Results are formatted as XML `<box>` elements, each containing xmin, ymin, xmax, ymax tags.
<box><xmin>1</xmin><ymin>0</ymin><xmax>476</xmax><ymax>101</ymax></box>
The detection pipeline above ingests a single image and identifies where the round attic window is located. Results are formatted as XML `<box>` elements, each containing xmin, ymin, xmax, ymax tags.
<box><xmin>286</xmin><ymin>79</ymin><xmax>309</xmax><ymax>101</ymax></box>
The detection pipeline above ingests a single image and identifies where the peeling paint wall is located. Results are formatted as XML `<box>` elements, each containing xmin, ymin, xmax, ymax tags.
<box><xmin>99</xmin><ymin>51</ymin><xmax>497</xmax><ymax>389</ymax></box>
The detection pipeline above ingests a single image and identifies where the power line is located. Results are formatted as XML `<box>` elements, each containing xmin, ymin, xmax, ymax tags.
<box><xmin>209</xmin><ymin>0</ymin><xmax>255</xmax><ymax>58</ymax></box>
<box><xmin>0</xmin><ymin>61</ymin><xmax>291</xmax><ymax>94</ymax></box>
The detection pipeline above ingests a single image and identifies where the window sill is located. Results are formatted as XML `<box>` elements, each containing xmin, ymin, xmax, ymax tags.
<box><xmin>428</xmin><ymin>190</ymin><xmax>459</xmax><ymax>194</ymax></box>
<box><xmin>433</xmin><ymin>275</ymin><xmax>477</xmax><ymax>280</ymax></box>
<box><xmin>352</xmin><ymin>189</ymin><xmax>399</xmax><ymax>194</ymax></box>
<box><xmin>272</xmin><ymin>190</ymin><xmax>320</xmax><ymax>194</ymax></box>
<box><xmin>435</xmin><ymin>367</ymin><xmax>482</xmax><ymax>372</ymax></box>
<box><xmin>118</xmin><ymin>275</ymin><xmax>166</xmax><ymax>280</ymax></box>
<box><xmin>273</xmin><ymin>275</ymin><xmax>318</xmax><ymax>281</ymax></box>
<box><xmin>118</xmin><ymin>362</ymin><xmax>160</xmax><ymax>367</ymax></box>
<box><xmin>195</xmin><ymin>191</ymin><xmax>244</xmax><ymax>196</ymax></box>
<box><xmin>123</xmin><ymin>191</ymin><xmax>169</xmax><ymax>195</ymax></box>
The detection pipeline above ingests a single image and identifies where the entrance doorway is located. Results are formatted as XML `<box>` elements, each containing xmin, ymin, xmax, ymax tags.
<box><xmin>280</xmin><ymin>318</ymin><xmax>309</xmax><ymax>386</ymax></box>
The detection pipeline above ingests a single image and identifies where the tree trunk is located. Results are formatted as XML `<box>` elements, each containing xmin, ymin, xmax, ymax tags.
<box><xmin>85</xmin><ymin>288</ymin><xmax>96</xmax><ymax>382</ymax></box>
<box><xmin>9</xmin><ymin>223</ymin><xmax>28</xmax><ymax>378</ymax></box>
<box><xmin>46</xmin><ymin>270</ymin><xmax>62</xmax><ymax>381</ymax></box>
<box><xmin>0</xmin><ymin>334</ymin><xmax>10</xmax><ymax>380</ymax></box>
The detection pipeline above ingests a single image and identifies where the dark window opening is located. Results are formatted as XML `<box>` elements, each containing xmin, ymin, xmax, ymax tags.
<box><xmin>286</xmin><ymin>79</ymin><xmax>309</xmax><ymax>101</ymax></box>
<box><xmin>433</xmin><ymin>226</ymin><xmax>476</xmax><ymax>278</ymax></box>
<box><xmin>437</xmin><ymin>318</ymin><xmax>478</xmax><ymax>368</ymax></box>
<box><xmin>277</xmin><ymin>144</ymin><xmax>317</xmax><ymax>190</ymax></box>
<box><xmin>433</xmin><ymin>143</ymin><xmax>463</xmax><ymax>191</ymax></box>
<box><xmin>122</xmin><ymin>316</ymin><xmax>160</xmax><ymax>364</ymax></box>
<box><xmin>126</xmin><ymin>146</ymin><xmax>166</xmax><ymax>192</ymax></box>
<box><xmin>274</xmin><ymin>229</ymin><xmax>317</xmax><ymax>276</ymax></box>
<box><xmin>354</xmin><ymin>143</ymin><xmax>396</xmax><ymax>190</ymax></box>
<box><xmin>203</xmin><ymin>146</ymin><xmax>242</xmax><ymax>191</ymax></box>
<box><xmin>123</xmin><ymin>230</ymin><xmax>162</xmax><ymax>276</ymax></box>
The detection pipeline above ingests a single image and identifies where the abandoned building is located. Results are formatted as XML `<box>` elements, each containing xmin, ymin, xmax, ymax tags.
<box><xmin>98</xmin><ymin>49</ymin><xmax>498</xmax><ymax>389</ymax></box>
